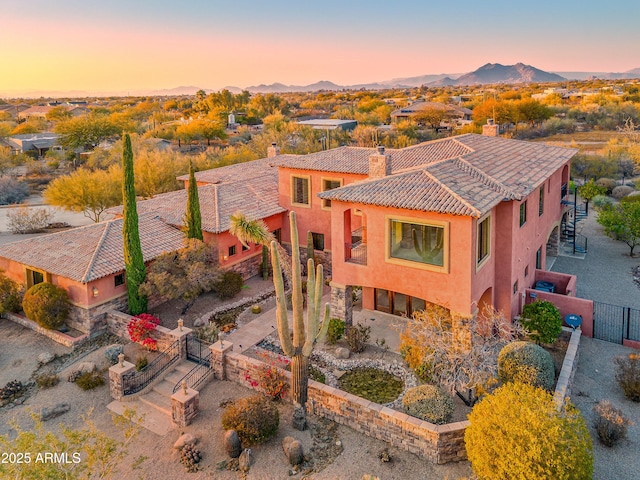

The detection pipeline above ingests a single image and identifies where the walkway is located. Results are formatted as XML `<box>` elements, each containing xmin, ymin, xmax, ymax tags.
<box><xmin>551</xmin><ymin>206</ymin><xmax>640</xmax><ymax>309</ymax></box>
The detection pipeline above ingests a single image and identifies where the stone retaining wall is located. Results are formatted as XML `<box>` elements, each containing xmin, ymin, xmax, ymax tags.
<box><xmin>219</xmin><ymin>345</ymin><xmax>468</xmax><ymax>464</ymax></box>
<box><xmin>554</xmin><ymin>327</ymin><xmax>582</xmax><ymax>407</ymax></box>
<box><xmin>4</xmin><ymin>312</ymin><xmax>88</xmax><ymax>349</ymax></box>
<box><xmin>105</xmin><ymin>310</ymin><xmax>178</xmax><ymax>351</ymax></box>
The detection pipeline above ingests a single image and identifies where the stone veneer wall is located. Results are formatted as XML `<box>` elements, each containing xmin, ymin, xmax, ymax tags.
<box><xmin>219</xmin><ymin>347</ymin><xmax>468</xmax><ymax>464</ymax></box>
<box><xmin>226</xmin><ymin>254</ymin><xmax>261</xmax><ymax>281</ymax></box>
<box><xmin>66</xmin><ymin>294</ymin><xmax>129</xmax><ymax>335</ymax></box>
<box><xmin>4</xmin><ymin>312</ymin><xmax>88</xmax><ymax>349</ymax></box>
<box><xmin>105</xmin><ymin>310</ymin><xmax>178</xmax><ymax>351</ymax></box>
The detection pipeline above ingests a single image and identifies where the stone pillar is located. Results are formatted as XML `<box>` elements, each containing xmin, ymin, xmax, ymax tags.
<box><xmin>546</xmin><ymin>226</ymin><xmax>559</xmax><ymax>257</ymax></box>
<box><xmin>170</xmin><ymin>326</ymin><xmax>192</xmax><ymax>359</ymax></box>
<box><xmin>171</xmin><ymin>386</ymin><xmax>199</xmax><ymax>427</ymax></box>
<box><xmin>108</xmin><ymin>360</ymin><xmax>135</xmax><ymax>400</ymax></box>
<box><xmin>330</xmin><ymin>282</ymin><xmax>353</xmax><ymax>326</ymax></box>
<box><xmin>210</xmin><ymin>341</ymin><xmax>233</xmax><ymax>380</ymax></box>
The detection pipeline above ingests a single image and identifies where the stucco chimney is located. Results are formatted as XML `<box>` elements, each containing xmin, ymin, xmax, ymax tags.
<box><xmin>482</xmin><ymin>118</ymin><xmax>499</xmax><ymax>137</ymax></box>
<box><xmin>369</xmin><ymin>145</ymin><xmax>392</xmax><ymax>179</ymax></box>
<box><xmin>267</xmin><ymin>142</ymin><xmax>281</xmax><ymax>158</ymax></box>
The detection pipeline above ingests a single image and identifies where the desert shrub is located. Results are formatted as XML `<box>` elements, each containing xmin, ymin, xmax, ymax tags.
<box><xmin>253</xmin><ymin>364</ymin><xmax>288</xmax><ymax>400</ymax></box>
<box><xmin>34</xmin><ymin>373</ymin><xmax>59</xmax><ymax>389</ymax></box>
<box><xmin>593</xmin><ymin>400</ymin><xmax>631</xmax><ymax>447</ymax></box>
<box><xmin>615</xmin><ymin>353</ymin><xmax>640</xmax><ymax>401</ymax></box>
<box><xmin>0</xmin><ymin>178</ymin><xmax>29</xmax><ymax>205</ymax></box>
<box><xmin>326</xmin><ymin>318</ymin><xmax>345</xmax><ymax>345</ymax></box>
<box><xmin>193</xmin><ymin>323</ymin><xmax>219</xmax><ymax>343</ymax></box>
<box><xmin>0</xmin><ymin>380</ymin><xmax>24</xmax><ymax>400</ymax></box>
<box><xmin>221</xmin><ymin>395</ymin><xmax>279</xmax><ymax>446</ymax></box>
<box><xmin>520</xmin><ymin>300</ymin><xmax>562</xmax><ymax>344</ymax></box>
<box><xmin>309</xmin><ymin>364</ymin><xmax>326</xmax><ymax>384</ymax></box>
<box><xmin>0</xmin><ymin>270</ymin><xmax>24</xmax><ymax>315</ymax></box>
<box><xmin>7</xmin><ymin>205</ymin><xmax>54</xmax><ymax>234</ymax></box>
<box><xmin>22</xmin><ymin>282</ymin><xmax>70</xmax><ymax>330</ymax></box>
<box><xmin>180</xmin><ymin>443</ymin><xmax>202</xmax><ymax>473</ymax></box>
<box><xmin>612</xmin><ymin>185</ymin><xmax>635</xmax><ymax>199</ymax></box>
<box><xmin>592</xmin><ymin>194</ymin><xmax>613</xmax><ymax>210</ymax></box>
<box><xmin>465</xmin><ymin>382</ymin><xmax>593</xmax><ymax>480</ymax></box>
<box><xmin>104</xmin><ymin>344</ymin><xmax>124</xmax><ymax>365</ymax></box>
<box><xmin>498</xmin><ymin>341</ymin><xmax>555</xmax><ymax>390</ymax></box>
<box><xmin>595</xmin><ymin>177</ymin><xmax>617</xmax><ymax>194</ymax></box>
<box><xmin>135</xmin><ymin>355</ymin><xmax>148</xmax><ymax>372</ymax></box>
<box><xmin>402</xmin><ymin>385</ymin><xmax>454</xmax><ymax>425</ymax></box>
<box><xmin>620</xmin><ymin>193</ymin><xmax>640</xmax><ymax>204</ymax></box>
<box><xmin>215</xmin><ymin>271</ymin><xmax>244</xmax><ymax>299</ymax></box>
<box><xmin>75</xmin><ymin>371</ymin><xmax>105</xmax><ymax>390</ymax></box>
<box><xmin>345</xmin><ymin>323</ymin><xmax>371</xmax><ymax>353</ymax></box>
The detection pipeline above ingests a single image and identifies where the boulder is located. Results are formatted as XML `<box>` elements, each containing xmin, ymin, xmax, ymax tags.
<box><xmin>335</xmin><ymin>347</ymin><xmax>350</xmax><ymax>359</ymax></box>
<box><xmin>238</xmin><ymin>448</ymin><xmax>251</xmax><ymax>472</ymax></box>
<box><xmin>37</xmin><ymin>352</ymin><xmax>56</xmax><ymax>366</ymax></box>
<box><xmin>173</xmin><ymin>433</ymin><xmax>197</xmax><ymax>450</ymax></box>
<box><xmin>282</xmin><ymin>436</ymin><xmax>304</xmax><ymax>466</ymax></box>
<box><xmin>193</xmin><ymin>317</ymin><xmax>206</xmax><ymax>327</ymax></box>
<box><xmin>104</xmin><ymin>345</ymin><xmax>124</xmax><ymax>365</ymax></box>
<box><xmin>223</xmin><ymin>429</ymin><xmax>242</xmax><ymax>458</ymax></box>
<box><xmin>76</xmin><ymin>362</ymin><xmax>96</xmax><ymax>373</ymax></box>
<box><xmin>40</xmin><ymin>403</ymin><xmax>70</xmax><ymax>421</ymax></box>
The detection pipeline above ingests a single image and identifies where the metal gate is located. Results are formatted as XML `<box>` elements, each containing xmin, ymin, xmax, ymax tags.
<box><xmin>593</xmin><ymin>301</ymin><xmax>640</xmax><ymax>344</ymax></box>
<box><xmin>186</xmin><ymin>336</ymin><xmax>211</xmax><ymax>366</ymax></box>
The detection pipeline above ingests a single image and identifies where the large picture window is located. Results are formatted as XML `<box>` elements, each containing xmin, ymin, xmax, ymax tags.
<box><xmin>291</xmin><ymin>175</ymin><xmax>310</xmax><ymax>206</ymax></box>
<box><xmin>477</xmin><ymin>215</ymin><xmax>490</xmax><ymax>265</ymax></box>
<box><xmin>388</xmin><ymin>219</ymin><xmax>445</xmax><ymax>267</ymax></box>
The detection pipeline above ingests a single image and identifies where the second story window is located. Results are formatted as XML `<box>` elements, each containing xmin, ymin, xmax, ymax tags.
<box><xmin>114</xmin><ymin>273</ymin><xmax>125</xmax><ymax>287</ymax></box>
<box><xmin>321</xmin><ymin>178</ymin><xmax>342</xmax><ymax>209</ymax></box>
<box><xmin>519</xmin><ymin>200</ymin><xmax>527</xmax><ymax>227</ymax></box>
<box><xmin>477</xmin><ymin>215</ymin><xmax>491</xmax><ymax>265</ymax></box>
<box><xmin>291</xmin><ymin>175</ymin><xmax>310</xmax><ymax>207</ymax></box>
<box><xmin>539</xmin><ymin>185</ymin><xmax>544</xmax><ymax>216</ymax></box>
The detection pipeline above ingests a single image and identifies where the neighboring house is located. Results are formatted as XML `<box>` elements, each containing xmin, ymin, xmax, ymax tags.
<box><xmin>0</xmin><ymin>127</ymin><xmax>580</xmax><ymax>335</ymax></box>
<box><xmin>390</xmin><ymin>101</ymin><xmax>472</xmax><ymax>129</ymax></box>
<box><xmin>5</xmin><ymin>132</ymin><xmax>61</xmax><ymax>156</ymax></box>
<box><xmin>20</xmin><ymin>104</ymin><xmax>88</xmax><ymax>120</ymax></box>
<box><xmin>0</xmin><ymin>214</ymin><xmax>185</xmax><ymax>334</ymax></box>
<box><xmin>296</xmin><ymin>119</ymin><xmax>358</xmax><ymax>131</ymax></box>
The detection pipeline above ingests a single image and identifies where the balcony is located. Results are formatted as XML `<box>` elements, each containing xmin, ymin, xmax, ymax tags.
<box><xmin>345</xmin><ymin>226</ymin><xmax>367</xmax><ymax>265</ymax></box>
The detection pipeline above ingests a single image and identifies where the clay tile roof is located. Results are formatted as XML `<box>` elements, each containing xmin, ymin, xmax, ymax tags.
<box><xmin>0</xmin><ymin>214</ymin><xmax>185</xmax><ymax>283</ymax></box>
<box><xmin>176</xmin><ymin>155</ymin><xmax>298</xmax><ymax>184</ymax></box>
<box><xmin>319</xmin><ymin>134</ymin><xmax>576</xmax><ymax>217</ymax></box>
<box><xmin>110</xmin><ymin>172</ymin><xmax>285</xmax><ymax>234</ymax></box>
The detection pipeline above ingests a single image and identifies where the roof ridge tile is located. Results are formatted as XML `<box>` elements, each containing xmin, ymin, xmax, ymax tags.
<box><xmin>420</xmin><ymin>169</ymin><xmax>481</xmax><ymax>217</ymax></box>
<box><xmin>81</xmin><ymin>221</ymin><xmax>110</xmax><ymax>283</ymax></box>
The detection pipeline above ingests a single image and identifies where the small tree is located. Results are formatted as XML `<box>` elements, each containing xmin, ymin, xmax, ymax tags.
<box><xmin>597</xmin><ymin>201</ymin><xmax>640</xmax><ymax>257</ymax></box>
<box><xmin>0</xmin><ymin>409</ymin><xmax>141</xmax><ymax>480</ymax></box>
<box><xmin>400</xmin><ymin>304</ymin><xmax>523</xmax><ymax>405</ymax></box>
<box><xmin>520</xmin><ymin>300</ymin><xmax>562</xmax><ymax>344</ymax></box>
<box><xmin>138</xmin><ymin>239</ymin><xmax>220</xmax><ymax>313</ymax></box>
<box><xmin>184</xmin><ymin>160</ymin><xmax>203</xmax><ymax>240</ymax></box>
<box><xmin>578</xmin><ymin>179</ymin><xmax>607</xmax><ymax>214</ymax></box>
<box><xmin>465</xmin><ymin>382</ymin><xmax>593</xmax><ymax>480</ymax></box>
<box><xmin>22</xmin><ymin>283</ymin><xmax>70</xmax><ymax>330</ymax></box>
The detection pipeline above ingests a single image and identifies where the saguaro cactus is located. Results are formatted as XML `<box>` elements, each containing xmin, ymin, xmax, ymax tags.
<box><xmin>271</xmin><ymin>212</ymin><xmax>330</xmax><ymax>413</ymax></box>
<box><xmin>412</xmin><ymin>226</ymin><xmax>443</xmax><ymax>261</ymax></box>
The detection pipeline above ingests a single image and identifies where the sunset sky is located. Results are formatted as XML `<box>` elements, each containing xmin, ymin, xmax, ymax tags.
<box><xmin>1</xmin><ymin>0</ymin><xmax>638</xmax><ymax>96</ymax></box>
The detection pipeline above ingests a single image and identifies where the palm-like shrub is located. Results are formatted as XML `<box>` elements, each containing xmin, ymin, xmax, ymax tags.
<box><xmin>498</xmin><ymin>341</ymin><xmax>555</xmax><ymax>390</ymax></box>
<box><xmin>402</xmin><ymin>384</ymin><xmax>454</xmax><ymax>425</ymax></box>
<box><xmin>22</xmin><ymin>283</ymin><xmax>70</xmax><ymax>329</ymax></box>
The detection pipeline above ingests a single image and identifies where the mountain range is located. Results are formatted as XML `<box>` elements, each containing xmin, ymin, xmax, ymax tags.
<box><xmin>3</xmin><ymin>64</ymin><xmax>639</xmax><ymax>98</ymax></box>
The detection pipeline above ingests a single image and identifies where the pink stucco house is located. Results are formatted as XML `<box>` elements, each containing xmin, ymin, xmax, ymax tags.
<box><xmin>0</xmin><ymin>128</ymin><xmax>584</xmax><ymax>334</ymax></box>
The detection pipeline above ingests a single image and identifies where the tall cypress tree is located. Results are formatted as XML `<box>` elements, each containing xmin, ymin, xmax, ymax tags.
<box><xmin>185</xmin><ymin>160</ymin><xmax>203</xmax><ymax>240</ymax></box>
<box><xmin>122</xmin><ymin>133</ymin><xmax>147</xmax><ymax>314</ymax></box>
